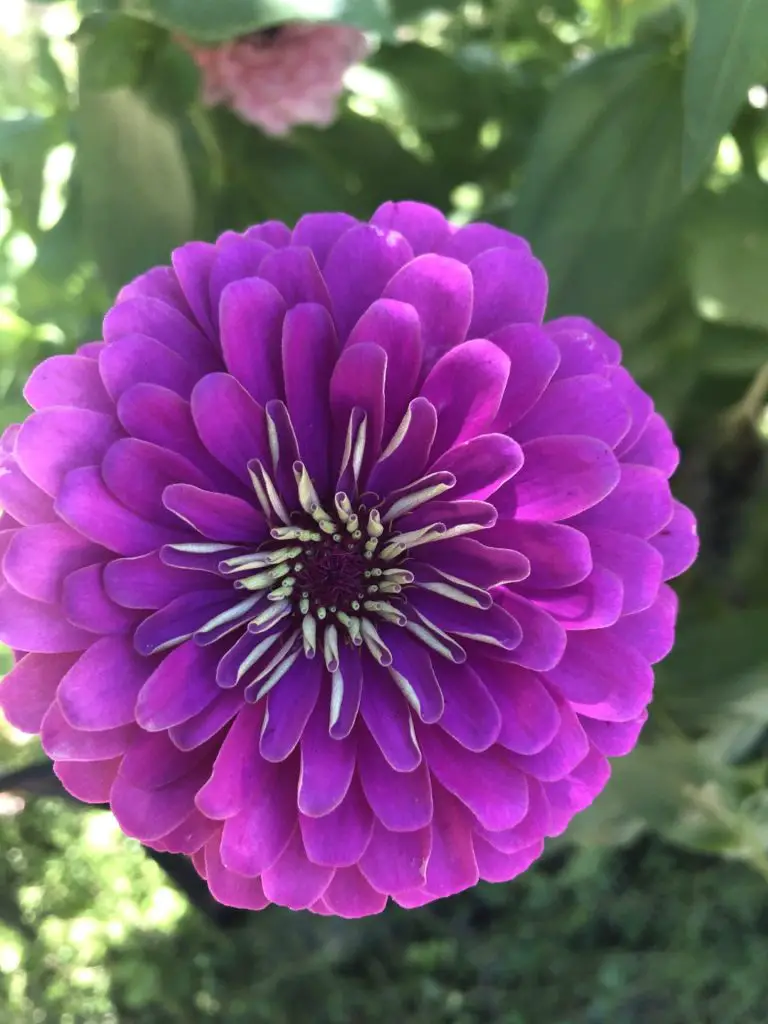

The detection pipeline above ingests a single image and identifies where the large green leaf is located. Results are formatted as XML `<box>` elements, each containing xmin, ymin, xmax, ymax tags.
<box><xmin>509</xmin><ymin>44</ymin><xmax>685</xmax><ymax>327</ymax></box>
<box><xmin>83</xmin><ymin>0</ymin><xmax>392</xmax><ymax>39</ymax></box>
<box><xmin>682</xmin><ymin>0</ymin><xmax>768</xmax><ymax>189</ymax></box>
<box><xmin>77</xmin><ymin>88</ymin><xmax>195</xmax><ymax>292</ymax></box>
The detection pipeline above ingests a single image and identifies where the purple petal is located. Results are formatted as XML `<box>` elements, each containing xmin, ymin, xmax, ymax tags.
<box><xmin>0</xmin><ymin>464</ymin><xmax>55</xmax><ymax>526</ymax></box>
<box><xmin>195</xmin><ymin>704</ymin><xmax>265</xmax><ymax>820</ymax></box>
<box><xmin>421</xmin><ymin>339</ymin><xmax>510</xmax><ymax>456</ymax></box>
<box><xmin>330</xmin><ymin>342</ymin><xmax>387</xmax><ymax>473</ymax></box>
<box><xmin>329</xmin><ymin>642</ymin><xmax>363</xmax><ymax>740</ymax></box>
<box><xmin>3</xmin><ymin>522</ymin><xmax>102</xmax><ymax>604</ymax></box>
<box><xmin>496</xmin><ymin>590</ymin><xmax>567</xmax><ymax>671</ymax></box>
<box><xmin>347</xmin><ymin>299</ymin><xmax>423</xmax><ymax>445</ymax></box>
<box><xmin>133</xmin><ymin>590</ymin><xmax>232</xmax><ymax>657</ymax></box>
<box><xmin>55</xmin><ymin>758</ymin><xmax>120</xmax><ymax>804</ymax></box>
<box><xmin>468</xmin><ymin>248</ymin><xmax>547</xmax><ymax>336</ymax></box>
<box><xmin>220</xmin><ymin>754</ymin><xmax>298</xmax><ymax>876</ymax></box>
<box><xmin>571</xmin><ymin>464</ymin><xmax>673</xmax><ymax>538</ymax></box>
<box><xmin>171</xmin><ymin>241</ymin><xmax>216</xmax><ymax>336</ymax></box>
<box><xmin>430</xmin><ymin>433</ymin><xmax>523</xmax><ymax>501</ymax></box>
<box><xmin>260</xmin><ymin>656</ymin><xmax>322</xmax><ymax>762</ymax></box>
<box><xmin>163</xmin><ymin>484</ymin><xmax>265</xmax><ymax>543</ymax></box>
<box><xmin>169</xmin><ymin>687</ymin><xmax>243</xmax><ymax>750</ymax></box>
<box><xmin>580</xmin><ymin>711</ymin><xmax>647</xmax><ymax>757</ymax></box>
<box><xmin>15</xmin><ymin>408</ymin><xmax>121</xmax><ymax>498</ymax></box>
<box><xmin>41</xmin><ymin>702</ymin><xmax>135</xmax><ymax>761</ymax></box>
<box><xmin>116</xmin><ymin>265</ymin><xmax>189</xmax><ymax>311</ymax></box>
<box><xmin>424</xmin><ymin>537</ymin><xmax>530</xmax><ymax>589</ymax></box>
<box><xmin>291</xmin><ymin>211</ymin><xmax>357</xmax><ymax>265</ymax></box>
<box><xmin>104</xmin><ymin>552</ymin><xmax>219</xmax><ymax>610</ymax></box>
<box><xmin>0</xmin><ymin>584</ymin><xmax>91</xmax><ymax>653</ymax></box>
<box><xmin>102</xmin><ymin>438</ymin><xmax>210</xmax><ymax>527</ymax></box>
<box><xmin>507</xmin><ymin>436</ymin><xmax>620</xmax><ymax>521</ymax></box>
<box><xmin>57</xmin><ymin>636</ymin><xmax>153</xmax><ymax>729</ymax></box>
<box><xmin>56</xmin><ymin>466</ymin><xmax>186</xmax><ymax>556</ymax></box>
<box><xmin>473</xmin><ymin>837</ymin><xmax>543</xmax><ymax>883</ymax></box>
<box><xmin>585</xmin><ymin>527</ymin><xmax>663</xmax><ymax>614</ymax></box>
<box><xmin>610</xmin><ymin>584</ymin><xmax>677</xmax><ymax>664</ymax></box>
<box><xmin>371</xmin><ymin>201</ymin><xmax>452</xmax><ymax>255</ymax></box>
<box><xmin>490</xmin><ymin>324</ymin><xmax>560</xmax><ymax>432</ymax></box>
<box><xmin>424</xmin><ymin>785</ymin><xmax>478</xmax><ymax>897</ymax></box>
<box><xmin>545</xmin><ymin>629</ymin><xmax>653</xmax><ymax>722</ymax></box>
<box><xmin>379</xmin><ymin>626</ymin><xmax>444</xmax><ymax>724</ymax></box>
<box><xmin>219</xmin><ymin>277</ymin><xmax>286</xmax><ymax>405</ymax></box>
<box><xmin>439</xmin><ymin>222</ymin><xmax>529</xmax><ymax>263</ymax></box>
<box><xmin>208</xmin><ymin>233</ymin><xmax>271</xmax><ymax>313</ymax></box>
<box><xmin>651</xmin><ymin>501</ymin><xmax>699</xmax><ymax>580</ymax></box>
<box><xmin>135</xmin><ymin>638</ymin><xmax>221</xmax><ymax>727</ymax></box>
<box><xmin>204</xmin><ymin>837</ymin><xmax>269</xmax><ymax>910</ymax></box>
<box><xmin>384</xmin><ymin>254</ymin><xmax>473</xmax><ymax>368</ymax></box>
<box><xmin>324</xmin><ymin>223</ymin><xmax>412</xmax><ymax>341</ymax></box>
<box><xmin>528</xmin><ymin>565</ymin><xmax>624</xmax><ymax>631</ymax></box>
<box><xmin>514</xmin><ymin>374</ymin><xmax>631</xmax><ymax>448</ymax></box>
<box><xmin>611</xmin><ymin>367</ymin><xmax>654</xmax><ymax>456</ymax></box>
<box><xmin>62</xmin><ymin>564</ymin><xmax>140</xmax><ymax>635</ymax></box>
<box><xmin>120</xmin><ymin>729</ymin><xmax>217</xmax><ymax>790</ymax></box>
<box><xmin>0</xmin><ymin>652</ymin><xmax>76</xmax><ymax>732</ymax></box>
<box><xmin>359</xmin><ymin>821</ymin><xmax>431</xmax><ymax>894</ymax></box>
<box><xmin>191</xmin><ymin>373</ymin><xmax>269</xmax><ymax>484</ymax></box>
<box><xmin>548</xmin><ymin>316</ymin><xmax>621</xmax><ymax>367</ymax></box>
<box><xmin>300</xmin><ymin>776</ymin><xmax>373</xmax><ymax>867</ymax></box>
<box><xmin>367</xmin><ymin>397</ymin><xmax>437</xmax><ymax>497</ymax></box>
<box><xmin>103</xmin><ymin>295</ymin><xmax>216</xmax><ymax>370</ymax></box>
<box><xmin>438</xmin><ymin>660</ymin><xmax>501</xmax><ymax>753</ymax></box>
<box><xmin>322</xmin><ymin>866</ymin><xmax>387</xmax><ymax>918</ymax></box>
<box><xmin>476</xmin><ymin>776</ymin><xmax>550</xmax><ymax>853</ymax></box>
<box><xmin>622</xmin><ymin>412</ymin><xmax>680</xmax><ymax>477</ymax></box>
<box><xmin>358</xmin><ymin>729</ymin><xmax>432</xmax><ymax>831</ymax></box>
<box><xmin>153</xmin><ymin>809</ymin><xmax>217</xmax><ymax>855</ymax></box>
<box><xmin>544</xmin><ymin>747</ymin><xmax>611</xmax><ymax>835</ymax></box>
<box><xmin>99</xmin><ymin>334</ymin><xmax>201</xmax><ymax>400</ymax></box>
<box><xmin>486</xmin><ymin>520</ymin><xmax>591</xmax><ymax>590</ymax></box>
<box><xmin>506</xmin><ymin>691</ymin><xmax>589</xmax><ymax>781</ymax></box>
<box><xmin>110</xmin><ymin>759</ymin><xmax>212</xmax><ymax>843</ymax></box>
<box><xmin>360</xmin><ymin>660</ymin><xmax>421</xmax><ymax>771</ymax></box>
<box><xmin>282</xmin><ymin>303</ymin><xmax>338</xmax><ymax>492</ymax></box>
<box><xmin>24</xmin><ymin>354</ymin><xmax>111</xmax><ymax>413</ymax></box>
<box><xmin>419</xmin><ymin>728</ymin><xmax>528</xmax><ymax>831</ymax></box>
<box><xmin>482</xmin><ymin>662</ymin><xmax>561</xmax><ymax>755</ymax></box>
<box><xmin>297</xmin><ymin>693</ymin><xmax>355</xmax><ymax>819</ymax></box>
<box><xmin>410</xmin><ymin>590</ymin><xmax>522</xmax><ymax>651</ymax></box>
<box><xmin>261</xmin><ymin>828</ymin><xmax>333</xmax><ymax>909</ymax></box>
<box><xmin>259</xmin><ymin>246</ymin><xmax>331</xmax><ymax>311</ymax></box>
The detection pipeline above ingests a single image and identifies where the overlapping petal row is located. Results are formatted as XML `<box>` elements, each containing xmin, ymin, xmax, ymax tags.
<box><xmin>183</xmin><ymin>23</ymin><xmax>369</xmax><ymax>135</ymax></box>
<box><xmin>0</xmin><ymin>202</ymin><xmax>698</xmax><ymax>917</ymax></box>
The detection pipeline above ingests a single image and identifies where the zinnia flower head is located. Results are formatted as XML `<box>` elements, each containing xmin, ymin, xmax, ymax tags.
<box><xmin>0</xmin><ymin>202</ymin><xmax>698</xmax><ymax>917</ymax></box>
<box><xmin>183</xmin><ymin>22</ymin><xmax>369</xmax><ymax>135</ymax></box>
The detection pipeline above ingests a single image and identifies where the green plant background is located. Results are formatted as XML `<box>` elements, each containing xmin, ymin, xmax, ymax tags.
<box><xmin>1</xmin><ymin>1</ymin><xmax>768</xmax><ymax>1020</ymax></box>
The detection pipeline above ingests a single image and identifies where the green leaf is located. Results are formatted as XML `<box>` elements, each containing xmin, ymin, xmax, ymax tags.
<box><xmin>92</xmin><ymin>0</ymin><xmax>392</xmax><ymax>39</ymax></box>
<box><xmin>77</xmin><ymin>13</ymin><xmax>164</xmax><ymax>92</ymax></box>
<box><xmin>77</xmin><ymin>88</ymin><xmax>195</xmax><ymax>293</ymax></box>
<box><xmin>0</xmin><ymin>116</ymin><xmax>63</xmax><ymax>234</ymax></box>
<box><xmin>508</xmin><ymin>44</ymin><xmax>686</xmax><ymax>327</ymax></box>
<box><xmin>682</xmin><ymin>0</ymin><xmax>768</xmax><ymax>189</ymax></box>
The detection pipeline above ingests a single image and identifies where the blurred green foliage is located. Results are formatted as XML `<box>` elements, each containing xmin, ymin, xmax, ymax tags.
<box><xmin>2</xmin><ymin>0</ymin><xmax>768</xmax><ymax>1018</ymax></box>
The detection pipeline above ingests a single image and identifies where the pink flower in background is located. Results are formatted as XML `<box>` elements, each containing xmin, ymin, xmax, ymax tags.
<box><xmin>0</xmin><ymin>203</ymin><xmax>698</xmax><ymax>917</ymax></box>
<box><xmin>183</xmin><ymin>23</ymin><xmax>369</xmax><ymax>135</ymax></box>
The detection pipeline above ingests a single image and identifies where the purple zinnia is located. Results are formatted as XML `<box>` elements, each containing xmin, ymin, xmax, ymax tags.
<box><xmin>0</xmin><ymin>203</ymin><xmax>698</xmax><ymax>917</ymax></box>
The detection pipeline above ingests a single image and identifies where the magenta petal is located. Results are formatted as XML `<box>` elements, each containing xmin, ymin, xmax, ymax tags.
<box><xmin>24</xmin><ymin>354</ymin><xmax>111</xmax><ymax>413</ymax></box>
<box><xmin>291</xmin><ymin>211</ymin><xmax>357</xmax><ymax>265</ymax></box>
<box><xmin>490</xmin><ymin>324</ymin><xmax>560</xmax><ymax>432</ymax></box>
<box><xmin>204</xmin><ymin>837</ymin><xmax>269</xmax><ymax>910</ymax></box>
<box><xmin>611</xmin><ymin>368</ymin><xmax>654</xmax><ymax>456</ymax></box>
<box><xmin>41</xmin><ymin>702</ymin><xmax>135</xmax><ymax>761</ymax></box>
<box><xmin>545</xmin><ymin>629</ymin><xmax>653</xmax><ymax>722</ymax></box>
<box><xmin>169</xmin><ymin>687</ymin><xmax>243</xmax><ymax>750</ymax></box>
<box><xmin>56</xmin><ymin>466</ymin><xmax>185</xmax><ymax>556</ymax></box>
<box><xmin>102</xmin><ymin>438</ymin><xmax>210</xmax><ymax>527</ymax></box>
<box><xmin>514</xmin><ymin>374</ymin><xmax>631</xmax><ymax>448</ymax></box>
<box><xmin>322</xmin><ymin>866</ymin><xmax>387</xmax><ymax>918</ymax></box>
<box><xmin>153</xmin><ymin>809</ymin><xmax>217</xmax><ymax>855</ymax></box>
<box><xmin>195</xmin><ymin>704</ymin><xmax>264</xmax><ymax>820</ymax></box>
<box><xmin>171</xmin><ymin>241</ymin><xmax>216</xmax><ymax>336</ymax></box>
<box><xmin>421</xmin><ymin>339</ymin><xmax>510</xmax><ymax>456</ymax></box>
<box><xmin>300</xmin><ymin>776</ymin><xmax>373</xmax><ymax>867</ymax></box>
<box><xmin>359</xmin><ymin>821</ymin><xmax>431</xmax><ymax>894</ymax></box>
<box><xmin>133</xmin><ymin>591</ymin><xmax>232</xmax><ymax>656</ymax></box>
<box><xmin>586</xmin><ymin>527</ymin><xmax>663</xmax><ymax>614</ymax></box>
<box><xmin>425</xmin><ymin>785</ymin><xmax>478</xmax><ymax>897</ymax></box>
<box><xmin>506</xmin><ymin>692</ymin><xmax>589</xmax><ymax>781</ymax></box>
<box><xmin>483</xmin><ymin>662</ymin><xmax>560</xmax><ymax>754</ymax></box>
<box><xmin>298</xmin><ymin>696</ymin><xmax>355</xmax><ymax>816</ymax></box>
<box><xmin>366</xmin><ymin>397</ymin><xmax>437</xmax><ymax>498</ymax></box>
<box><xmin>468</xmin><ymin>248</ymin><xmax>548</xmax><ymax>336</ymax></box>
<box><xmin>544</xmin><ymin>747</ymin><xmax>611</xmax><ymax>835</ymax></box>
<box><xmin>62</xmin><ymin>564</ymin><xmax>140</xmax><ymax>635</ymax></box>
<box><xmin>259</xmin><ymin>246</ymin><xmax>331</xmax><ymax>311</ymax></box>
<box><xmin>476</xmin><ymin>777</ymin><xmax>550</xmax><ymax>853</ymax></box>
<box><xmin>347</xmin><ymin>298</ymin><xmax>423</xmax><ymax>445</ymax></box>
<box><xmin>425</xmin><ymin>537</ymin><xmax>529</xmax><ymax>589</ymax></box>
<box><xmin>511</xmin><ymin>436</ymin><xmax>620</xmax><ymax>522</ymax></box>
<box><xmin>419</xmin><ymin>728</ymin><xmax>528</xmax><ymax>831</ymax></box>
<box><xmin>0</xmin><ymin>584</ymin><xmax>91</xmax><ymax>653</ymax></box>
<box><xmin>651</xmin><ymin>500</ymin><xmax>699</xmax><ymax>580</ymax></box>
<box><xmin>3</xmin><ymin>522</ymin><xmax>102</xmax><ymax>603</ymax></box>
<box><xmin>609</xmin><ymin>584</ymin><xmax>677</xmax><ymax>664</ymax></box>
<box><xmin>430</xmin><ymin>433</ymin><xmax>523</xmax><ymax>501</ymax></box>
<box><xmin>330</xmin><ymin>342</ymin><xmax>387</xmax><ymax>471</ymax></box>
<box><xmin>99</xmin><ymin>334</ymin><xmax>201</xmax><ymax>400</ymax></box>
<box><xmin>438</xmin><ymin>660</ymin><xmax>501</xmax><ymax>753</ymax></box>
<box><xmin>57</xmin><ymin>636</ymin><xmax>153</xmax><ymax>729</ymax></box>
<box><xmin>571</xmin><ymin>464</ymin><xmax>673</xmax><ymax>538</ymax></box>
<box><xmin>135</xmin><ymin>640</ymin><xmax>221</xmax><ymax>729</ymax></box>
<box><xmin>208</xmin><ymin>233</ymin><xmax>271</xmax><ymax>313</ymax></box>
<box><xmin>411</xmin><ymin>591</ymin><xmax>521</xmax><ymax>651</ymax></box>
<box><xmin>529</xmin><ymin>565</ymin><xmax>624</xmax><ymax>631</ymax></box>
<box><xmin>219</xmin><ymin>277</ymin><xmax>285</xmax><ymax>405</ymax></box>
<box><xmin>324</xmin><ymin>223</ymin><xmax>413</xmax><ymax>341</ymax></box>
<box><xmin>282</xmin><ymin>303</ymin><xmax>338</xmax><ymax>491</ymax></box>
<box><xmin>191</xmin><ymin>373</ymin><xmax>269</xmax><ymax>484</ymax></box>
<box><xmin>496</xmin><ymin>590</ymin><xmax>568</xmax><ymax>671</ymax></box>
<box><xmin>360</xmin><ymin>660</ymin><xmax>421</xmax><ymax>771</ymax></box>
<box><xmin>261</xmin><ymin>827</ymin><xmax>333</xmax><ymax>909</ymax></box>
<box><xmin>110</xmin><ymin>759</ymin><xmax>212</xmax><ymax>842</ymax></box>
<box><xmin>623</xmin><ymin>412</ymin><xmax>680</xmax><ymax>477</ymax></box>
<box><xmin>260</xmin><ymin>656</ymin><xmax>322</xmax><ymax>762</ymax></box>
<box><xmin>384</xmin><ymin>253</ymin><xmax>473</xmax><ymax>368</ymax></box>
<box><xmin>0</xmin><ymin>652</ymin><xmax>76</xmax><ymax>733</ymax></box>
<box><xmin>358</xmin><ymin>729</ymin><xmax>433</xmax><ymax>831</ymax></box>
<box><xmin>54</xmin><ymin>758</ymin><xmax>120</xmax><ymax>804</ymax></box>
<box><xmin>474</xmin><ymin>837</ymin><xmax>543</xmax><ymax>883</ymax></box>
<box><xmin>487</xmin><ymin>520</ymin><xmax>591</xmax><ymax>590</ymax></box>
<box><xmin>104</xmin><ymin>552</ymin><xmax>218</xmax><ymax>610</ymax></box>
<box><xmin>116</xmin><ymin>265</ymin><xmax>188</xmax><ymax>311</ymax></box>
<box><xmin>16</xmin><ymin>407</ymin><xmax>121</xmax><ymax>497</ymax></box>
<box><xmin>120</xmin><ymin>729</ymin><xmax>216</xmax><ymax>790</ymax></box>
<box><xmin>0</xmin><ymin>463</ymin><xmax>55</xmax><ymax>526</ymax></box>
<box><xmin>220</xmin><ymin>754</ymin><xmax>298</xmax><ymax>876</ymax></box>
<box><xmin>371</xmin><ymin>201</ymin><xmax>452</xmax><ymax>256</ymax></box>
<box><xmin>548</xmin><ymin>316</ymin><xmax>621</xmax><ymax>367</ymax></box>
<box><xmin>382</xmin><ymin>626</ymin><xmax>444</xmax><ymax>724</ymax></box>
<box><xmin>163</xmin><ymin>484</ymin><xmax>265</xmax><ymax>543</ymax></box>
<box><xmin>439</xmin><ymin>222</ymin><xmax>529</xmax><ymax>263</ymax></box>
<box><xmin>580</xmin><ymin>711</ymin><xmax>647</xmax><ymax>757</ymax></box>
<box><xmin>104</xmin><ymin>295</ymin><xmax>215</xmax><ymax>369</ymax></box>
